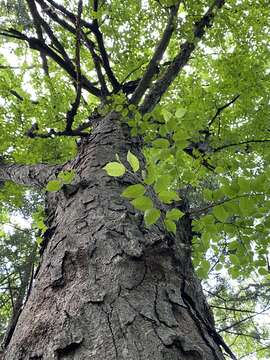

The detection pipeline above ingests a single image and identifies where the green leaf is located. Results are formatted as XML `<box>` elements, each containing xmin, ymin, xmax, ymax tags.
<box><xmin>161</xmin><ymin>108</ymin><xmax>172</xmax><ymax>122</ymax></box>
<box><xmin>122</xmin><ymin>184</ymin><xmax>145</xmax><ymax>198</ymax></box>
<box><xmin>46</xmin><ymin>180</ymin><xmax>63</xmax><ymax>192</ymax></box>
<box><xmin>215</xmin><ymin>264</ymin><xmax>223</xmax><ymax>271</ymax></box>
<box><xmin>258</xmin><ymin>267</ymin><xmax>268</xmax><ymax>275</ymax></box>
<box><xmin>239</xmin><ymin>197</ymin><xmax>255</xmax><ymax>216</ymax></box>
<box><xmin>152</xmin><ymin>138</ymin><xmax>170</xmax><ymax>148</ymax></box>
<box><xmin>166</xmin><ymin>208</ymin><xmax>184</xmax><ymax>221</ymax></box>
<box><xmin>164</xmin><ymin>219</ymin><xmax>176</xmax><ymax>234</ymax></box>
<box><xmin>58</xmin><ymin>170</ymin><xmax>75</xmax><ymax>184</ymax></box>
<box><xmin>144</xmin><ymin>208</ymin><xmax>161</xmax><ymax>226</ymax></box>
<box><xmin>158</xmin><ymin>190</ymin><xmax>180</xmax><ymax>204</ymax></box>
<box><xmin>154</xmin><ymin>175</ymin><xmax>172</xmax><ymax>193</ymax></box>
<box><xmin>103</xmin><ymin>162</ymin><xmax>126</xmax><ymax>177</ymax></box>
<box><xmin>213</xmin><ymin>205</ymin><xmax>228</xmax><ymax>222</ymax></box>
<box><xmin>197</xmin><ymin>259</ymin><xmax>211</xmax><ymax>279</ymax></box>
<box><xmin>230</xmin><ymin>254</ymin><xmax>240</xmax><ymax>265</ymax></box>
<box><xmin>175</xmin><ymin>107</ymin><xmax>187</xmax><ymax>118</ymax></box>
<box><xmin>131</xmin><ymin>196</ymin><xmax>153</xmax><ymax>211</ymax></box>
<box><xmin>127</xmin><ymin>150</ymin><xmax>140</xmax><ymax>172</ymax></box>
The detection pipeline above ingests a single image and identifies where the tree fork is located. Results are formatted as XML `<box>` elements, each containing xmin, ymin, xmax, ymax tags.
<box><xmin>2</xmin><ymin>113</ymin><xmax>229</xmax><ymax>360</ymax></box>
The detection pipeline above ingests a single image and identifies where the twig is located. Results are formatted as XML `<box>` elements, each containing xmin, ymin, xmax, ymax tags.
<box><xmin>218</xmin><ymin>307</ymin><xmax>270</xmax><ymax>333</ymax></box>
<box><xmin>208</xmin><ymin>94</ymin><xmax>240</xmax><ymax>127</ymax></box>
<box><xmin>214</xmin><ymin>139</ymin><xmax>270</xmax><ymax>152</ymax></box>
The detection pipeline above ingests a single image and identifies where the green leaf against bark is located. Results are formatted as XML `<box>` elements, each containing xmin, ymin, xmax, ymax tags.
<box><xmin>164</xmin><ymin>219</ymin><xmax>176</xmax><ymax>235</ymax></box>
<box><xmin>154</xmin><ymin>175</ymin><xmax>172</xmax><ymax>193</ymax></box>
<box><xmin>122</xmin><ymin>184</ymin><xmax>145</xmax><ymax>198</ymax></box>
<box><xmin>144</xmin><ymin>208</ymin><xmax>161</xmax><ymax>226</ymax></box>
<box><xmin>58</xmin><ymin>170</ymin><xmax>75</xmax><ymax>184</ymax></box>
<box><xmin>103</xmin><ymin>162</ymin><xmax>126</xmax><ymax>177</ymax></box>
<box><xmin>46</xmin><ymin>180</ymin><xmax>63</xmax><ymax>192</ymax></box>
<box><xmin>166</xmin><ymin>208</ymin><xmax>184</xmax><ymax>221</ymax></box>
<box><xmin>131</xmin><ymin>196</ymin><xmax>153</xmax><ymax>211</ymax></box>
<box><xmin>127</xmin><ymin>150</ymin><xmax>140</xmax><ymax>172</ymax></box>
<box><xmin>158</xmin><ymin>190</ymin><xmax>180</xmax><ymax>204</ymax></box>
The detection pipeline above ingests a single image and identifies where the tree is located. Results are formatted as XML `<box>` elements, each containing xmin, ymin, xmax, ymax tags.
<box><xmin>0</xmin><ymin>0</ymin><xmax>269</xmax><ymax>359</ymax></box>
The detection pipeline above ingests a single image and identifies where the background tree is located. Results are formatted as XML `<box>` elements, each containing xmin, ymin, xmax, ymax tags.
<box><xmin>0</xmin><ymin>0</ymin><xmax>269</xmax><ymax>359</ymax></box>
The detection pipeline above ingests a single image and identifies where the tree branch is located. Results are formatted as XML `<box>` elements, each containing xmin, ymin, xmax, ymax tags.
<box><xmin>208</xmin><ymin>94</ymin><xmax>240</xmax><ymax>127</ymax></box>
<box><xmin>43</xmin><ymin>0</ymin><xmax>120</xmax><ymax>91</ymax></box>
<box><xmin>91</xmin><ymin>2</ymin><xmax>120</xmax><ymax>91</ymax></box>
<box><xmin>65</xmin><ymin>0</ymin><xmax>83</xmax><ymax>132</ymax></box>
<box><xmin>26</xmin><ymin>126</ymin><xmax>89</xmax><ymax>139</ymax></box>
<box><xmin>213</xmin><ymin>139</ymin><xmax>270</xmax><ymax>152</ymax></box>
<box><xmin>130</xmin><ymin>3</ymin><xmax>180</xmax><ymax>105</ymax></box>
<box><xmin>26</xmin><ymin>0</ymin><xmax>49</xmax><ymax>75</ymax></box>
<box><xmin>35</xmin><ymin>0</ymin><xmax>108</xmax><ymax>95</ymax></box>
<box><xmin>27</xmin><ymin>0</ymin><xmax>73</xmax><ymax>68</ymax></box>
<box><xmin>140</xmin><ymin>0</ymin><xmax>225</xmax><ymax>114</ymax></box>
<box><xmin>0</xmin><ymin>163</ymin><xmax>62</xmax><ymax>188</ymax></box>
<box><xmin>0</xmin><ymin>28</ymin><xmax>102</xmax><ymax>97</ymax></box>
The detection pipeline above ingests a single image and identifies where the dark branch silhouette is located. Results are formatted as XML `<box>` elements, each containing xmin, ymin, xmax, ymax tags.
<box><xmin>140</xmin><ymin>0</ymin><xmax>226</xmax><ymax>114</ymax></box>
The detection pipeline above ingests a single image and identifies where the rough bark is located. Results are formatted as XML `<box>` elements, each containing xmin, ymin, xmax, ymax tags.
<box><xmin>3</xmin><ymin>112</ymin><xmax>227</xmax><ymax>360</ymax></box>
<box><xmin>0</xmin><ymin>163</ymin><xmax>61</xmax><ymax>189</ymax></box>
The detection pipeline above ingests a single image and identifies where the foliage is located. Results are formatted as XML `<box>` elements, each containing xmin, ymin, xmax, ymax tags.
<box><xmin>0</xmin><ymin>0</ymin><xmax>269</xmax><ymax>357</ymax></box>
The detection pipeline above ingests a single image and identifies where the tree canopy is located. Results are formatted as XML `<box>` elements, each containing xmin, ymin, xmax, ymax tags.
<box><xmin>0</xmin><ymin>0</ymin><xmax>269</xmax><ymax>358</ymax></box>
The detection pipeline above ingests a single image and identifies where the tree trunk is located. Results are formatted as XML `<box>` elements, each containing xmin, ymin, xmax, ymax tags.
<box><xmin>3</xmin><ymin>113</ymin><xmax>227</xmax><ymax>360</ymax></box>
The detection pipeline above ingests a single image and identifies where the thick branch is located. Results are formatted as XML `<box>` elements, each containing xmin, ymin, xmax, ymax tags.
<box><xmin>27</xmin><ymin>0</ymin><xmax>73</xmax><ymax>67</ymax></box>
<box><xmin>26</xmin><ymin>127</ymin><xmax>89</xmax><ymax>138</ymax></box>
<box><xmin>35</xmin><ymin>0</ymin><xmax>108</xmax><ymax>95</ymax></box>
<box><xmin>0</xmin><ymin>163</ymin><xmax>61</xmax><ymax>188</ymax></box>
<box><xmin>65</xmin><ymin>0</ymin><xmax>83</xmax><ymax>132</ymax></box>
<box><xmin>0</xmin><ymin>28</ymin><xmax>102</xmax><ymax>97</ymax></box>
<box><xmin>140</xmin><ymin>0</ymin><xmax>225</xmax><ymax>114</ymax></box>
<box><xmin>26</xmin><ymin>0</ymin><xmax>49</xmax><ymax>75</ymax></box>
<box><xmin>130</xmin><ymin>3</ymin><xmax>180</xmax><ymax>105</ymax></box>
<box><xmin>44</xmin><ymin>0</ymin><xmax>120</xmax><ymax>91</ymax></box>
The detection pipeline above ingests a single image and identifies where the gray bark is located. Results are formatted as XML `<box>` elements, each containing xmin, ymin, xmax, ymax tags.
<box><xmin>3</xmin><ymin>112</ymin><xmax>228</xmax><ymax>360</ymax></box>
<box><xmin>0</xmin><ymin>163</ymin><xmax>61</xmax><ymax>189</ymax></box>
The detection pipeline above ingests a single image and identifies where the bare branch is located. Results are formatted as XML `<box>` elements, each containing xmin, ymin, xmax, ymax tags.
<box><xmin>43</xmin><ymin>0</ymin><xmax>120</xmax><ymax>91</ymax></box>
<box><xmin>91</xmin><ymin>1</ymin><xmax>120</xmax><ymax>91</ymax></box>
<box><xmin>9</xmin><ymin>90</ymin><xmax>38</xmax><ymax>105</ymax></box>
<box><xmin>26</xmin><ymin>126</ymin><xmax>89</xmax><ymax>139</ymax></box>
<box><xmin>208</xmin><ymin>94</ymin><xmax>240</xmax><ymax>127</ymax></box>
<box><xmin>26</xmin><ymin>0</ymin><xmax>49</xmax><ymax>75</ymax></box>
<box><xmin>27</xmin><ymin>0</ymin><xmax>73</xmax><ymax>67</ymax></box>
<box><xmin>34</xmin><ymin>0</ymin><xmax>109</xmax><ymax>94</ymax></box>
<box><xmin>65</xmin><ymin>0</ymin><xmax>83</xmax><ymax>132</ymax></box>
<box><xmin>130</xmin><ymin>3</ymin><xmax>180</xmax><ymax>105</ymax></box>
<box><xmin>218</xmin><ymin>307</ymin><xmax>269</xmax><ymax>333</ymax></box>
<box><xmin>0</xmin><ymin>28</ymin><xmax>102</xmax><ymax>97</ymax></box>
<box><xmin>140</xmin><ymin>0</ymin><xmax>226</xmax><ymax>114</ymax></box>
<box><xmin>210</xmin><ymin>305</ymin><xmax>259</xmax><ymax>314</ymax></box>
<box><xmin>213</xmin><ymin>139</ymin><xmax>270</xmax><ymax>152</ymax></box>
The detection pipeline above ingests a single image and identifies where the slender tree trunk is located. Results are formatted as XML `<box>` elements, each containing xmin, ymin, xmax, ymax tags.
<box><xmin>3</xmin><ymin>113</ymin><xmax>227</xmax><ymax>360</ymax></box>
